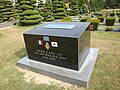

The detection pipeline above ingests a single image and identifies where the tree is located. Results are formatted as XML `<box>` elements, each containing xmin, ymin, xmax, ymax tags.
<box><xmin>19</xmin><ymin>0</ymin><xmax>42</xmax><ymax>26</ymax></box>
<box><xmin>52</xmin><ymin>0</ymin><xmax>66</xmax><ymax>19</ymax></box>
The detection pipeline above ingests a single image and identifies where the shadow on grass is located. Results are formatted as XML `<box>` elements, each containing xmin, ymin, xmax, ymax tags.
<box><xmin>15</xmin><ymin>48</ymin><xmax>27</xmax><ymax>59</ymax></box>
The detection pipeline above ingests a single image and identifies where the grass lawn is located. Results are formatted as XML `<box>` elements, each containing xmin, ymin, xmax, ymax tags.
<box><xmin>0</xmin><ymin>25</ymin><xmax>120</xmax><ymax>90</ymax></box>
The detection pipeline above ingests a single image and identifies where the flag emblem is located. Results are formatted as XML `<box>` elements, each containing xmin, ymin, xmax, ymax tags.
<box><xmin>38</xmin><ymin>40</ymin><xmax>43</xmax><ymax>45</ymax></box>
<box><xmin>51</xmin><ymin>42</ymin><xmax>58</xmax><ymax>47</ymax></box>
<box><xmin>43</xmin><ymin>36</ymin><xmax>49</xmax><ymax>41</ymax></box>
<box><xmin>45</xmin><ymin>42</ymin><xmax>50</xmax><ymax>50</ymax></box>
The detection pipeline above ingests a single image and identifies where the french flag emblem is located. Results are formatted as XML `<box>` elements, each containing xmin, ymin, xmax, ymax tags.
<box><xmin>38</xmin><ymin>40</ymin><xmax>43</xmax><ymax>45</ymax></box>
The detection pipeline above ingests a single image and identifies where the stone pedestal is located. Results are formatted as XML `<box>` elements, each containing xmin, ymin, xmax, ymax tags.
<box><xmin>16</xmin><ymin>48</ymin><xmax>99</xmax><ymax>87</ymax></box>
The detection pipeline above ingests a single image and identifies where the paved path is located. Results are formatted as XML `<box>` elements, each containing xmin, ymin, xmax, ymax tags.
<box><xmin>0</xmin><ymin>21</ymin><xmax>16</xmax><ymax>28</ymax></box>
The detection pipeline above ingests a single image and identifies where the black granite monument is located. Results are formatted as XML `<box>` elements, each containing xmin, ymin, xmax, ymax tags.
<box><xmin>23</xmin><ymin>22</ymin><xmax>91</xmax><ymax>71</ymax></box>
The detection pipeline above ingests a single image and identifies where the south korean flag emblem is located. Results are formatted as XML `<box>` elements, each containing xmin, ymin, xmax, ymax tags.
<box><xmin>51</xmin><ymin>42</ymin><xmax>58</xmax><ymax>47</ymax></box>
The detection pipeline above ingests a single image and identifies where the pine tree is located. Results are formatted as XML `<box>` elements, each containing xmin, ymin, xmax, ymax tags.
<box><xmin>19</xmin><ymin>0</ymin><xmax>42</xmax><ymax>26</ymax></box>
<box><xmin>70</xmin><ymin>0</ymin><xmax>79</xmax><ymax>16</ymax></box>
<box><xmin>52</xmin><ymin>0</ymin><xmax>66</xmax><ymax>19</ymax></box>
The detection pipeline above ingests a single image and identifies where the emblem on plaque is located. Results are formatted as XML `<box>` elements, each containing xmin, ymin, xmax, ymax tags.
<box><xmin>45</xmin><ymin>42</ymin><xmax>50</xmax><ymax>50</ymax></box>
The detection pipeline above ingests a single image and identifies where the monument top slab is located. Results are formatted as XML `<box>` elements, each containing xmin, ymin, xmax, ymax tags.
<box><xmin>24</xmin><ymin>22</ymin><xmax>90</xmax><ymax>38</ymax></box>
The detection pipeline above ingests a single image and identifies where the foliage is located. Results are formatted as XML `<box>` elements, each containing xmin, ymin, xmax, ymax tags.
<box><xmin>87</xmin><ymin>18</ymin><xmax>100</xmax><ymax>30</ymax></box>
<box><xmin>106</xmin><ymin>17</ymin><xmax>115</xmax><ymax>26</ymax></box>
<box><xmin>105</xmin><ymin>26</ymin><xmax>113</xmax><ymax>31</ymax></box>
<box><xmin>97</xmin><ymin>16</ymin><xmax>104</xmax><ymax>22</ymax></box>
<box><xmin>110</xmin><ymin>13</ymin><xmax>115</xmax><ymax>16</ymax></box>
<box><xmin>80</xmin><ymin>18</ymin><xmax>88</xmax><ymax>22</ymax></box>
<box><xmin>52</xmin><ymin>0</ymin><xmax>66</xmax><ymax>19</ymax></box>
<box><xmin>70</xmin><ymin>0</ymin><xmax>79</xmax><ymax>16</ymax></box>
<box><xmin>61</xmin><ymin>16</ymin><xmax>72</xmax><ymax>22</ymax></box>
<box><xmin>0</xmin><ymin>0</ymin><xmax>16</xmax><ymax>22</ymax></box>
<box><xmin>19</xmin><ymin>0</ymin><xmax>42</xmax><ymax>26</ymax></box>
<box><xmin>39</xmin><ymin>1</ymin><xmax>54</xmax><ymax>21</ymax></box>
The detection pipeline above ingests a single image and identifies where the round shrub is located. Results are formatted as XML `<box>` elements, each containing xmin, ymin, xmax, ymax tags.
<box><xmin>106</xmin><ymin>17</ymin><xmax>115</xmax><ymax>26</ymax></box>
<box><xmin>87</xmin><ymin>18</ymin><xmax>100</xmax><ymax>31</ymax></box>
<box><xmin>97</xmin><ymin>16</ymin><xmax>104</xmax><ymax>22</ymax></box>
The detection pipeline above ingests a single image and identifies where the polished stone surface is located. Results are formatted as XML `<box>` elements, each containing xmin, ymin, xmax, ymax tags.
<box><xmin>23</xmin><ymin>22</ymin><xmax>91</xmax><ymax>70</ymax></box>
<box><xmin>16</xmin><ymin>48</ymin><xmax>99</xmax><ymax>87</ymax></box>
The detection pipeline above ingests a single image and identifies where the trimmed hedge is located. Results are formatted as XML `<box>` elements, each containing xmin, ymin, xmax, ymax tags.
<box><xmin>19</xmin><ymin>0</ymin><xmax>42</xmax><ymax>26</ymax></box>
<box><xmin>61</xmin><ymin>16</ymin><xmax>72</xmax><ymax>22</ymax></box>
<box><xmin>105</xmin><ymin>27</ymin><xmax>113</xmax><ymax>31</ymax></box>
<box><xmin>87</xmin><ymin>18</ymin><xmax>100</xmax><ymax>31</ymax></box>
<box><xmin>110</xmin><ymin>13</ymin><xmax>115</xmax><ymax>16</ymax></box>
<box><xmin>97</xmin><ymin>16</ymin><xmax>104</xmax><ymax>22</ymax></box>
<box><xmin>19</xmin><ymin>19</ymin><xmax>41</xmax><ymax>25</ymax></box>
<box><xmin>22</xmin><ymin>10</ymin><xmax>39</xmax><ymax>15</ymax></box>
<box><xmin>80</xmin><ymin>18</ymin><xmax>88</xmax><ymax>22</ymax></box>
<box><xmin>0</xmin><ymin>1</ymin><xmax>15</xmax><ymax>22</ymax></box>
<box><xmin>106</xmin><ymin>17</ymin><xmax>115</xmax><ymax>26</ymax></box>
<box><xmin>24</xmin><ymin>15</ymin><xmax>41</xmax><ymax>20</ymax></box>
<box><xmin>53</xmin><ymin>0</ymin><xmax>66</xmax><ymax>19</ymax></box>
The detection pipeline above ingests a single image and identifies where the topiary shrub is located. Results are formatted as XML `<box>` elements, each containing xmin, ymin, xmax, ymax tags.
<box><xmin>110</xmin><ymin>13</ymin><xmax>115</xmax><ymax>16</ymax></box>
<box><xmin>61</xmin><ymin>16</ymin><xmax>72</xmax><ymax>22</ymax></box>
<box><xmin>53</xmin><ymin>0</ymin><xmax>66</xmax><ymax>19</ymax></box>
<box><xmin>97</xmin><ymin>16</ymin><xmax>104</xmax><ymax>22</ymax></box>
<box><xmin>0</xmin><ymin>1</ymin><xmax>16</xmax><ymax>22</ymax></box>
<box><xmin>19</xmin><ymin>0</ymin><xmax>42</xmax><ymax>26</ymax></box>
<box><xmin>106</xmin><ymin>17</ymin><xmax>115</xmax><ymax>26</ymax></box>
<box><xmin>87</xmin><ymin>18</ymin><xmax>100</xmax><ymax>31</ymax></box>
<box><xmin>80</xmin><ymin>18</ymin><xmax>88</xmax><ymax>22</ymax></box>
<box><xmin>70</xmin><ymin>0</ymin><xmax>79</xmax><ymax>16</ymax></box>
<box><xmin>39</xmin><ymin>1</ymin><xmax>54</xmax><ymax>22</ymax></box>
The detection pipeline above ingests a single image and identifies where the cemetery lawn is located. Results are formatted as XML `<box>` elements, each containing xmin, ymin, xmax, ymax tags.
<box><xmin>0</xmin><ymin>26</ymin><xmax>120</xmax><ymax>90</ymax></box>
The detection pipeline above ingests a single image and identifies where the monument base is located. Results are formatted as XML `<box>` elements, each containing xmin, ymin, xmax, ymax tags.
<box><xmin>16</xmin><ymin>48</ymin><xmax>99</xmax><ymax>87</ymax></box>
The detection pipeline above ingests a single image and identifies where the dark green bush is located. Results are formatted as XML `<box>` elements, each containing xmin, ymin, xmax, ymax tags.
<box><xmin>87</xmin><ymin>18</ymin><xmax>100</xmax><ymax>31</ymax></box>
<box><xmin>105</xmin><ymin>27</ymin><xmax>113</xmax><ymax>31</ymax></box>
<box><xmin>61</xmin><ymin>16</ymin><xmax>72</xmax><ymax>22</ymax></box>
<box><xmin>106</xmin><ymin>17</ymin><xmax>115</xmax><ymax>26</ymax></box>
<box><xmin>46</xmin><ymin>17</ymin><xmax>54</xmax><ymax>21</ymax></box>
<box><xmin>19</xmin><ymin>19</ymin><xmax>41</xmax><ymax>26</ymax></box>
<box><xmin>97</xmin><ymin>16</ymin><xmax>104</xmax><ymax>22</ymax></box>
<box><xmin>80</xmin><ymin>18</ymin><xmax>88</xmax><ymax>22</ymax></box>
<box><xmin>98</xmin><ymin>13</ymin><xmax>102</xmax><ymax>16</ymax></box>
<box><xmin>116</xmin><ymin>12</ymin><xmax>120</xmax><ymax>16</ymax></box>
<box><xmin>110</xmin><ymin>13</ymin><xmax>115</xmax><ymax>16</ymax></box>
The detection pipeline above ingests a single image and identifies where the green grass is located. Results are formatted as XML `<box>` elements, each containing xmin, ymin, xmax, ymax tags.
<box><xmin>0</xmin><ymin>26</ymin><xmax>120</xmax><ymax>90</ymax></box>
